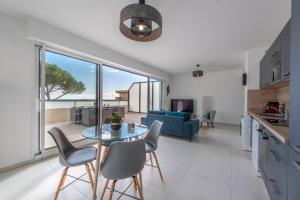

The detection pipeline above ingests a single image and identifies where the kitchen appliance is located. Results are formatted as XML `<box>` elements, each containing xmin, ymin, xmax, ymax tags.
<box><xmin>264</xmin><ymin>102</ymin><xmax>280</xmax><ymax>113</ymax></box>
<box><xmin>252</xmin><ymin>119</ymin><xmax>261</xmax><ymax>176</ymax></box>
<box><xmin>241</xmin><ymin>113</ymin><xmax>252</xmax><ymax>151</ymax></box>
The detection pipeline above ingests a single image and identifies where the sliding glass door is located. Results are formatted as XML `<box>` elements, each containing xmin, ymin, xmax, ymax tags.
<box><xmin>102</xmin><ymin>65</ymin><xmax>148</xmax><ymax>124</ymax></box>
<box><xmin>149</xmin><ymin>78</ymin><xmax>162</xmax><ymax>111</ymax></box>
<box><xmin>39</xmin><ymin>47</ymin><xmax>99</xmax><ymax>150</ymax></box>
<box><xmin>37</xmin><ymin>46</ymin><xmax>163</xmax><ymax>154</ymax></box>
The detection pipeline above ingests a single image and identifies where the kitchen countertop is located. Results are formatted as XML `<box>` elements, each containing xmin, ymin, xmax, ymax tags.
<box><xmin>248</xmin><ymin>110</ymin><xmax>289</xmax><ymax>144</ymax></box>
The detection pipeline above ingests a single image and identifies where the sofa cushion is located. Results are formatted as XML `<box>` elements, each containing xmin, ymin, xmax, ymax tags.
<box><xmin>148</xmin><ymin>110</ymin><xmax>165</xmax><ymax>115</ymax></box>
<box><xmin>165</xmin><ymin>111</ymin><xmax>190</xmax><ymax>121</ymax></box>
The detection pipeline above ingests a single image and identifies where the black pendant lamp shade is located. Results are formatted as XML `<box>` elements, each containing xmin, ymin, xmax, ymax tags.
<box><xmin>120</xmin><ymin>0</ymin><xmax>162</xmax><ymax>42</ymax></box>
<box><xmin>193</xmin><ymin>64</ymin><xmax>204</xmax><ymax>77</ymax></box>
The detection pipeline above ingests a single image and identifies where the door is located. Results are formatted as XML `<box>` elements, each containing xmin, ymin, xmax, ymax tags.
<box><xmin>38</xmin><ymin>47</ymin><xmax>100</xmax><ymax>153</ymax></box>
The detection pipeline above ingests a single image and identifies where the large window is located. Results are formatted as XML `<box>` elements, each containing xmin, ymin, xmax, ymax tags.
<box><xmin>39</xmin><ymin>49</ymin><xmax>99</xmax><ymax>149</ymax></box>
<box><xmin>37</xmin><ymin>46</ymin><xmax>163</xmax><ymax>153</ymax></box>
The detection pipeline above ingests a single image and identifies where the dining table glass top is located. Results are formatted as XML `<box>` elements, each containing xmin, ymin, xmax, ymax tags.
<box><xmin>82</xmin><ymin>123</ymin><xmax>149</xmax><ymax>141</ymax></box>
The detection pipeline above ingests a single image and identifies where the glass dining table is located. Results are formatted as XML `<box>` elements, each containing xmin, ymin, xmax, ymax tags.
<box><xmin>82</xmin><ymin>123</ymin><xmax>149</xmax><ymax>200</ymax></box>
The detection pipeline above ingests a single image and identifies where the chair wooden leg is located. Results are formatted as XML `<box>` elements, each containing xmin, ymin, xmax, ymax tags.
<box><xmin>54</xmin><ymin>167</ymin><xmax>69</xmax><ymax>200</ymax></box>
<box><xmin>102</xmin><ymin>147</ymin><xmax>109</xmax><ymax>162</ymax></box>
<box><xmin>134</xmin><ymin>176</ymin><xmax>144</xmax><ymax>200</ymax></box>
<box><xmin>100</xmin><ymin>179</ymin><xmax>110</xmax><ymax>200</ymax></box>
<box><xmin>109</xmin><ymin>181</ymin><xmax>116</xmax><ymax>200</ymax></box>
<box><xmin>152</xmin><ymin>152</ymin><xmax>164</xmax><ymax>181</ymax></box>
<box><xmin>139</xmin><ymin>172</ymin><xmax>143</xmax><ymax>192</ymax></box>
<box><xmin>90</xmin><ymin>162</ymin><xmax>95</xmax><ymax>174</ymax></box>
<box><xmin>149</xmin><ymin>153</ymin><xmax>153</xmax><ymax>166</ymax></box>
<box><xmin>133</xmin><ymin>177</ymin><xmax>137</xmax><ymax>190</ymax></box>
<box><xmin>86</xmin><ymin>164</ymin><xmax>94</xmax><ymax>189</ymax></box>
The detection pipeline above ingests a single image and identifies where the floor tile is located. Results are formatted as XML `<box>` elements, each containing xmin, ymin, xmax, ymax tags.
<box><xmin>0</xmin><ymin>124</ymin><xmax>269</xmax><ymax>200</ymax></box>
<box><xmin>175</xmin><ymin>171</ymin><xmax>231</xmax><ymax>200</ymax></box>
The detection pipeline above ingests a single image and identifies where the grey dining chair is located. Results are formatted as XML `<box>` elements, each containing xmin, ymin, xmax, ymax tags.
<box><xmin>144</xmin><ymin>120</ymin><xmax>164</xmax><ymax>181</ymax></box>
<box><xmin>200</xmin><ymin>110</ymin><xmax>216</xmax><ymax>128</ymax></box>
<box><xmin>48</xmin><ymin>127</ymin><xmax>96</xmax><ymax>200</ymax></box>
<box><xmin>100</xmin><ymin>139</ymin><xmax>146</xmax><ymax>200</ymax></box>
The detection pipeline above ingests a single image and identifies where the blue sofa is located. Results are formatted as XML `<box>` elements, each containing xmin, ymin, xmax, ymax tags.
<box><xmin>141</xmin><ymin>111</ymin><xmax>200</xmax><ymax>141</ymax></box>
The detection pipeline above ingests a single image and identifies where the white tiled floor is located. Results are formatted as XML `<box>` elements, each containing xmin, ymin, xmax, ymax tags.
<box><xmin>0</xmin><ymin>124</ymin><xmax>269</xmax><ymax>200</ymax></box>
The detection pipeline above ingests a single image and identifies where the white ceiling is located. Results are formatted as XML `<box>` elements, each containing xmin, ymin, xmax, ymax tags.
<box><xmin>0</xmin><ymin>0</ymin><xmax>291</xmax><ymax>74</ymax></box>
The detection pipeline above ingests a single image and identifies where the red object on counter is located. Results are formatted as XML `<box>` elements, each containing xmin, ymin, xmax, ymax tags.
<box><xmin>265</xmin><ymin>102</ymin><xmax>280</xmax><ymax>113</ymax></box>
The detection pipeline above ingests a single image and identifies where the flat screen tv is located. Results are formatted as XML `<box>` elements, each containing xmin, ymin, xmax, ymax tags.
<box><xmin>171</xmin><ymin>99</ymin><xmax>194</xmax><ymax>113</ymax></box>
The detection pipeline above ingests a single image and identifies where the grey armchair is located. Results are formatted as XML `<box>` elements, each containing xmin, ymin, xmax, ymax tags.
<box><xmin>200</xmin><ymin>110</ymin><xmax>216</xmax><ymax>128</ymax></box>
<box><xmin>100</xmin><ymin>140</ymin><xmax>146</xmax><ymax>200</ymax></box>
<box><xmin>48</xmin><ymin>127</ymin><xmax>96</xmax><ymax>200</ymax></box>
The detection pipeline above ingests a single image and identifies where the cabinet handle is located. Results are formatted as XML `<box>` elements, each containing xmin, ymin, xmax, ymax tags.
<box><xmin>270</xmin><ymin>150</ymin><xmax>281</xmax><ymax>162</ymax></box>
<box><xmin>270</xmin><ymin>135</ymin><xmax>280</xmax><ymax>144</ymax></box>
<box><xmin>292</xmin><ymin>161</ymin><xmax>300</xmax><ymax>171</ymax></box>
<box><xmin>269</xmin><ymin>178</ymin><xmax>281</xmax><ymax>195</ymax></box>
<box><xmin>293</xmin><ymin>146</ymin><xmax>300</xmax><ymax>154</ymax></box>
<box><xmin>258</xmin><ymin>131</ymin><xmax>269</xmax><ymax>139</ymax></box>
<box><xmin>284</xmin><ymin>73</ymin><xmax>290</xmax><ymax>77</ymax></box>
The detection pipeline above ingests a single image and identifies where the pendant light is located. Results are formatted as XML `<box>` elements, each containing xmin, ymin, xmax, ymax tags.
<box><xmin>120</xmin><ymin>0</ymin><xmax>162</xmax><ymax>42</ymax></box>
<box><xmin>193</xmin><ymin>64</ymin><xmax>204</xmax><ymax>77</ymax></box>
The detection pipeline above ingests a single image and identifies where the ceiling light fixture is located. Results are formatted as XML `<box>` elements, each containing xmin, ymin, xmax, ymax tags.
<box><xmin>120</xmin><ymin>0</ymin><xmax>162</xmax><ymax>42</ymax></box>
<box><xmin>193</xmin><ymin>64</ymin><xmax>204</xmax><ymax>77</ymax></box>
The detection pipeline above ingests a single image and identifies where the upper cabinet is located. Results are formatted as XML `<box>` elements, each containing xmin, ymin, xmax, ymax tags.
<box><xmin>260</xmin><ymin>20</ymin><xmax>291</xmax><ymax>89</ymax></box>
<box><xmin>281</xmin><ymin>21</ymin><xmax>291</xmax><ymax>80</ymax></box>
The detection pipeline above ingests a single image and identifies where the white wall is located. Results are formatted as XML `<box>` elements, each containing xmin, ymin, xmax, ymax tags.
<box><xmin>243</xmin><ymin>48</ymin><xmax>266</xmax><ymax>112</ymax></box>
<box><xmin>170</xmin><ymin>68</ymin><xmax>244</xmax><ymax>125</ymax></box>
<box><xmin>26</xmin><ymin>18</ymin><xmax>170</xmax><ymax>81</ymax></box>
<box><xmin>0</xmin><ymin>12</ymin><xmax>36</xmax><ymax>168</ymax></box>
<box><xmin>0</xmin><ymin>12</ymin><xmax>170</xmax><ymax>169</ymax></box>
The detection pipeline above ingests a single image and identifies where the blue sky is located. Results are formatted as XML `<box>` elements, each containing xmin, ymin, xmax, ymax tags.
<box><xmin>45</xmin><ymin>51</ymin><xmax>147</xmax><ymax>100</ymax></box>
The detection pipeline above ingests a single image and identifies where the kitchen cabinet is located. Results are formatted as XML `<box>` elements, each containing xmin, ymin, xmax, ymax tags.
<box><xmin>288</xmin><ymin>2</ymin><xmax>300</xmax><ymax>198</ymax></box>
<box><xmin>269</xmin><ymin>35</ymin><xmax>282</xmax><ymax>64</ymax></box>
<box><xmin>281</xmin><ymin>21</ymin><xmax>291</xmax><ymax>80</ymax></box>
<box><xmin>289</xmin><ymin>0</ymin><xmax>300</xmax><ymax>150</ymax></box>
<box><xmin>260</xmin><ymin>19</ymin><xmax>291</xmax><ymax>88</ymax></box>
<box><xmin>288</xmin><ymin>147</ymin><xmax>300</xmax><ymax>200</ymax></box>
<box><xmin>259</xmin><ymin>128</ymin><xmax>288</xmax><ymax>200</ymax></box>
<box><xmin>268</xmin><ymin>133</ymin><xmax>288</xmax><ymax>200</ymax></box>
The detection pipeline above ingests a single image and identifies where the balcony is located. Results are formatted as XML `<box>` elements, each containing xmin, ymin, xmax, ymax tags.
<box><xmin>44</xmin><ymin>99</ymin><xmax>146</xmax><ymax>148</ymax></box>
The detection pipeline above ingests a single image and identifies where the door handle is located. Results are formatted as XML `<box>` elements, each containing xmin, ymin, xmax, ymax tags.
<box><xmin>293</xmin><ymin>161</ymin><xmax>300</xmax><ymax>171</ymax></box>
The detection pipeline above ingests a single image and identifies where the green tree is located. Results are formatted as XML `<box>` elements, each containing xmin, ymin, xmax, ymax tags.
<box><xmin>45</xmin><ymin>63</ymin><xmax>86</xmax><ymax>100</ymax></box>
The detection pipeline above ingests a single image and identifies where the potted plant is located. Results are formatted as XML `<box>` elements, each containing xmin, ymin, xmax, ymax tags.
<box><xmin>110</xmin><ymin>112</ymin><xmax>122</xmax><ymax>130</ymax></box>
